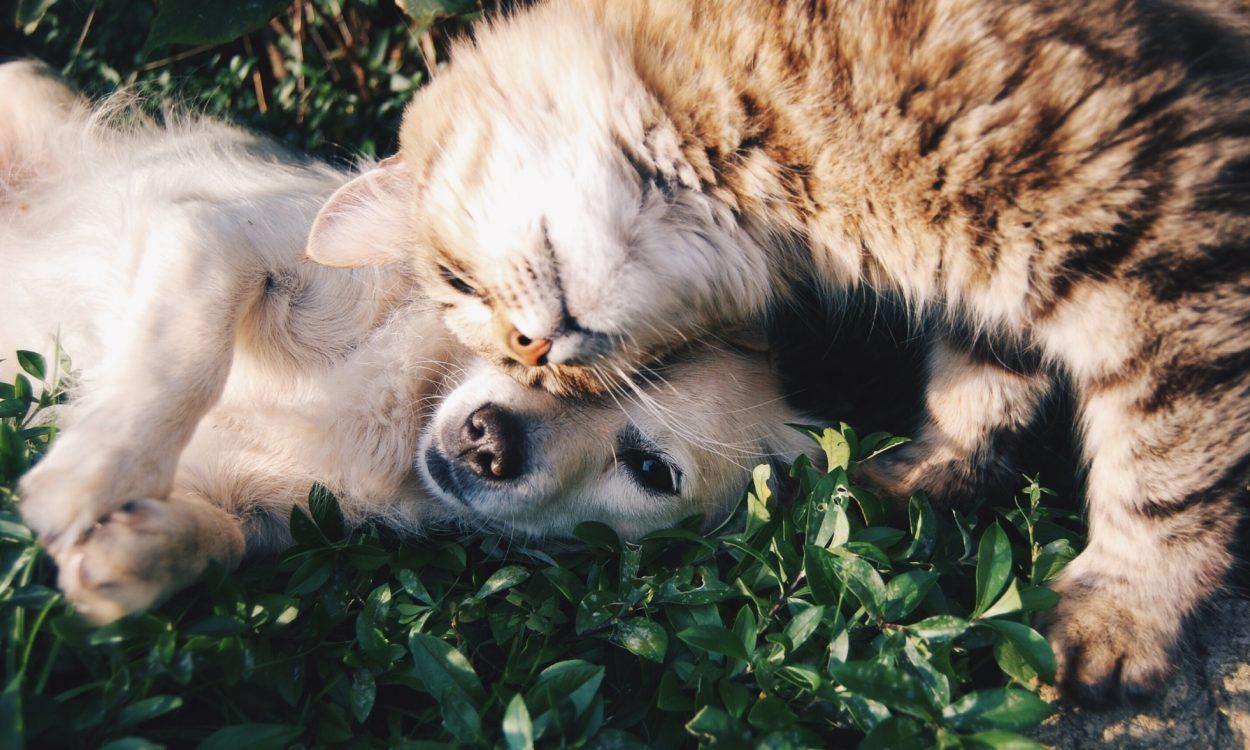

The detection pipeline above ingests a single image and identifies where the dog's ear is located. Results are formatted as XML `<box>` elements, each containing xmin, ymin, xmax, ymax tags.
<box><xmin>306</xmin><ymin>156</ymin><xmax>413</xmax><ymax>267</ymax></box>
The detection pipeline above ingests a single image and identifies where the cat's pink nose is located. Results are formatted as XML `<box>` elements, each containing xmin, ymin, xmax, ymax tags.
<box><xmin>506</xmin><ymin>327</ymin><xmax>552</xmax><ymax>367</ymax></box>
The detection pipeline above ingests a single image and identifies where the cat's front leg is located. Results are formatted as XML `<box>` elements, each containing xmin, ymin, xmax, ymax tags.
<box><xmin>19</xmin><ymin>206</ymin><xmax>266</xmax><ymax>556</ymax></box>
<box><xmin>1045</xmin><ymin>374</ymin><xmax>1247</xmax><ymax>704</ymax></box>
<box><xmin>855</xmin><ymin>337</ymin><xmax>1052</xmax><ymax>506</ymax></box>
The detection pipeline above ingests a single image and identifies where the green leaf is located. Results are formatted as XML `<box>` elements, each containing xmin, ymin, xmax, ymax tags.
<box><xmin>573</xmin><ymin>521</ymin><xmax>620</xmax><ymax>552</ymax></box>
<box><xmin>147</xmin><ymin>0</ymin><xmax>293</xmax><ymax>50</ymax></box>
<box><xmin>101</xmin><ymin>739</ymin><xmax>165</xmax><ymax>750</ymax></box>
<box><xmin>993</xmin><ymin>637</ymin><xmax>1038</xmax><ymax>685</ymax></box>
<box><xmin>0</xmin><ymin>400</ymin><xmax>28</xmax><ymax>420</ymax></box>
<box><xmin>685</xmin><ymin>706</ymin><xmax>748</xmax><ymax>747</ymax></box>
<box><xmin>859</xmin><ymin>434</ymin><xmax>911</xmax><ymax>462</ymax></box>
<box><xmin>973</xmin><ymin>523</ymin><xmax>1012</xmax><ymax>616</ymax></box>
<box><xmin>941</xmin><ymin>688</ymin><xmax>1053</xmax><ymax>732</ymax></box>
<box><xmin>503</xmin><ymin>694</ymin><xmax>535</xmax><ymax>750</ymax></box>
<box><xmin>525</xmin><ymin>660</ymin><xmax>605</xmax><ymax>733</ymax></box>
<box><xmin>307</xmin><ymin>484</ymin><xmax>345</xmax><ymax>540</ymax></box>
<box><xmin>962</xmin><ymin>730</ymin><xmax>1046</xmax><ymax>750</ymax></box>
<box><xmin>980</xmin><ymin>620</ymin><xmax>1056</xmax><ymax>682</ymax></box>
<box><xmin>819</xmin><ymin>427</ymin><xmax>853</xmax><ymax>471</ymax></box>
<box><xmin>805</xmin><ymin>545</ymin><xmax>886</xmax><ymax>619</ymax></box>
<box><xmin>908</xmin><ymin>615</ymin><xmax>969</xmax><ymax>643</ymax></box>
<box><xmin>782</xmin><ymin>603</ymin><xmax>825</xmax><ymax>651</ymax></box>
<box><xmin>732</xmin><ymin>604</ymin><xmax>757</xmax><ymax>659</ymax></box>
<box><xmin>408</xmin><ymin>633</ymin><xmax>485</xmax><ymax>742</ymax></box>
<box><xmin>15</xmin><ymin>351</ymin><xmax>45</xmax><ymax>380</ymax></box>
<box><xmin>117</xmin><ymin>695</ymin><xmax>182</xmax><ymax>728</ymax></box>
<box><xmin>746</xmin><ymin>463</ymin><xmax>773</xmax><ymax>535</ymax></box>
<box><xmin>286</xmin><ymin>553</ymin><xmax>332</xmax><ymax>595</ymax></box>
<box><xmin>883</xmin><ymin>570</ymin><xmax>938</xmax><ymax>621</ymax></box>
<box><xmin>902</xmin><ymin>494</ymin><xmax>937</xmax><ymax>560</ymax></box>
<box><xmin>13</xmin><ymin>0</ymin><xmax>56</xmax><ymax>28</ymax></box>
<box><xmin>613</xmin><ymin>618</ymin><xmax>668</xmax><ymax>663</ymax></box>
<box><xmin>1031</xmin><ymin>539</ymin><xmax>1076</xmax><ymax>584</ymax></box>
<box><xmin>476</xmin><ymin>565</ymin><xmax>530</xmax><ymax>598</ymax></box>
<box><xmin>978</xmin><ymin>578</ymin><xmax>1023</xmax><ymax>620</ymax></box>
<box><xmin>677</xmin><ymin>625</ymin><xmax>749</xmax><ymax>661</ymax></box>
<box><xmin>829</xmin><ymin>661</ymin><xmax>936</xmax><ymax>720</ymax></box>
<box><xmin>747</xmin><ymin>695</ymin><xmax>797</xmax><ymax>732</ymax></box>
<box><xmin>351</xmin><ymin>669</ymin><xmax>376</xmax><ymax>723</ymax></box>
<box><xmin>408</xmin><ymin>633</ymin><xmax>486</xmax><ymax>703</ymax></box>
<box><xmin>397</xmin><ymin>568</ymin><xmax>436</xmax><ymax>606</ymax></box>
<box><xmin>1019</xmin><ymin>586</ymin><xmax>1060</xmax><ymax>612</ymax></box>
<box><xmin>197</xmin><ymin>724</ymin><xmax>302</xmax><ymax>750</ymax></box>
<box><xmin>288</xmin><ymin>505</ymin><xmax>323</xmax><ymax>546</ymax></box>
<box><xmin>858</xmin><ymin>715</ymin><xmax>931</xmax><ymax>750</ymax></box>
<box><xmin>655</xmin><ymin>574</ymin><xmax>737</xmax><ymax>605</ymax></box>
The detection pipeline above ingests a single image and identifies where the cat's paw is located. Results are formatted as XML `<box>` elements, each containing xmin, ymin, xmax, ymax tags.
<box><xmin>53</xmin><ymin>498</ymin><xmax>218</xmax><ymax>624</ymax></box>
<box><xmin>1043</xmin><ymin>579</ymin><xmax>1176</xmax><ymax>706</ymax></box>
<box><xmin>854</xmin><ymin>444</ymin><xmax>981</xmax><ymax>508</ymax></box>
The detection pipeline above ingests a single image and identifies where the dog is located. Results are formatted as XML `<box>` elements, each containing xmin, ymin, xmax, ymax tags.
<box><xmin>0</xmin><ymin>61</ymin><xmax>817</xmax><ymax>624</ymax></box>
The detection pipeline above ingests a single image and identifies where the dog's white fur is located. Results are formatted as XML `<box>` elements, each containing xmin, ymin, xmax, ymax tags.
<box><xmin>1</xmin><ymin>61</ymin><xmax>816</xmax><ymax>623</ymax></box>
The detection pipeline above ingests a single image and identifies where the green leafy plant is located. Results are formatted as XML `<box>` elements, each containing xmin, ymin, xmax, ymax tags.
<box><xmin>0</xmin><ymin>351</ymin><xmax>1085</xmax><ymax>748</ymax></box>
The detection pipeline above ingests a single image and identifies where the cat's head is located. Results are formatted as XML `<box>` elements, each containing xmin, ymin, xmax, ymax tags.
<box><xmin>306</xmin><ymin>5</ymin><xmax>776</xmax><ymax>395</ymax></box>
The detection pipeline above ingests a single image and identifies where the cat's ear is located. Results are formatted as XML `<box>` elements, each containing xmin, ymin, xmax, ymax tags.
<box><xmin>305</xmin><ymin>156</ymin><xmax>413</xmax><ymax>267</ymax></box>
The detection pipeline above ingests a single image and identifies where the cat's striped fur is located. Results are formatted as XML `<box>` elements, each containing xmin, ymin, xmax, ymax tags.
<box><xmin>307</xmin><ymin>0</ymin><xmax>1250</xmax><ymax>704</ymax></box>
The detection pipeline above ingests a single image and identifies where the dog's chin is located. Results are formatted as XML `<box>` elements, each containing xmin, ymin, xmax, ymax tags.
<box><xmin>418</xmin><ymin>448</ymin><xmax>470</xmax><ymax>508</ymax></box>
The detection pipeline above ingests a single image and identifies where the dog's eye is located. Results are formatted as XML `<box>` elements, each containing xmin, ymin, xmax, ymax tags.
<box><xmin>439</xmin><ymin>265</ymin><xmax>481</xmax><ymax>297</ymax></box>
<box><xmin>621</xmin><ymin>448</ymin><xmax>681</xmax><ymax>495</ymax></box>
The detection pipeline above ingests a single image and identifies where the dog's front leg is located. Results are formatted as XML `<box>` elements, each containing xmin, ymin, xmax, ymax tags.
<box><xmin>19</xmin><ymin>204</ymin><xmax>267</xmax><ymax>560</ymax></box>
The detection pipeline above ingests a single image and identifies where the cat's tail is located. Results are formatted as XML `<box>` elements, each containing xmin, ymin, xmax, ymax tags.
<box><xmin>0</xmin><ymin>59</ymin><xmax>89</xmax><ymax>195</ymax></box>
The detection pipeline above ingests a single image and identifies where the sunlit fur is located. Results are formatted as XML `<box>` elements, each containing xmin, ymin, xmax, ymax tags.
<box><xmin>376</xmin><ymin>0</ymin><xmax>1250</xmax><ymax>703</ymax></box>
<box><xmin>1</xmin><ymin>61</ymin><xmax>817</xmax><ymax>624</ymax></box>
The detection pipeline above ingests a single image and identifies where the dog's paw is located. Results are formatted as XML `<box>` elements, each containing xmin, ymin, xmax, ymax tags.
<box><xmin>53</xmin><ymin>498</ymin><xmax>212</xmax><ymax>624</ymax></box>
<box><xmin>1043</xmin><ymin>579</ymin><xmax>1176</xmax><ymax>706</ymax></box>
<box><xmin>18</xmin><ymin>436</ymin><xmax>168</xmax><ymax>553</ymax></box>
<box><xmin>18</xmin><ymin>461</ymin><xmax>111</xmax><ymax>554</ymax></box>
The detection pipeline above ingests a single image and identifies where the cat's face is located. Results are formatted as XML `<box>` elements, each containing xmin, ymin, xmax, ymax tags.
<box><xmin>306</xmin><ymin>49</ymin><xmax>773</xmax><ymax>396</ymax></box>
<box><xmin>417</xmin><ymin>344</ymin><xmax>815</xmax><ymax>540</ymax></box>
<box><xmin>412</xmin><ymin>111</ymin><xmax>780</xmax><ymax>395</ymax></box>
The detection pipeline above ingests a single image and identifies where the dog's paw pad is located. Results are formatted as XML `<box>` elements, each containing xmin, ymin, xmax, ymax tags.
<box><xmin>55</xmin><ymin>499</ymin><xmax>191</xmax><ymax>624</ymax></box>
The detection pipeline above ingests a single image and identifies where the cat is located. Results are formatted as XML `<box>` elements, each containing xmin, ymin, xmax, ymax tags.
<box><xmin>306</xmin><ymin>0</ymin><xmax>1250</xmax><ymax>704</ymax></box>
<box><xmin>2</xmin><ymin>60</ymin><xmax>816</xmax><ymax>623</ymax></box>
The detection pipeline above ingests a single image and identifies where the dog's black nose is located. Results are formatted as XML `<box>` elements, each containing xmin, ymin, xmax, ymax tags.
<box><xmin>456</xmin><ymin>404</ymin><xmax>524</xmax><ymax>480</ymax></box>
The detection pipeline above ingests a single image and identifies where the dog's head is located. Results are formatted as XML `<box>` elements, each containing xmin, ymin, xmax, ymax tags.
<box><xmin>417</xmin><ymin>342</ymin><xmax>820</xmax><ymax>540</ymax></box>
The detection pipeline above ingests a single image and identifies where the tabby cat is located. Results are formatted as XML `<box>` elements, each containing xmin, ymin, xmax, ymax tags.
<box><xmin>306</xmin><ymin>0</ymin><xmax>1250</xmax><ymax>704</ymax></box>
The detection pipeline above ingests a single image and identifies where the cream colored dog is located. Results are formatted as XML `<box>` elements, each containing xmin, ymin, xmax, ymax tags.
<box><xmin>1</xmin><ymin>61</ymin><xmax>815</xmax><ymax>624</ymax></box>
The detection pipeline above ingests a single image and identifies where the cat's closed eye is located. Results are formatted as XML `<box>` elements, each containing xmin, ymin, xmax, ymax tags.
<box><xmin>439</xmin><ymin>265</ymin><xmax>481</xmax><ymax>297</ymax></box>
